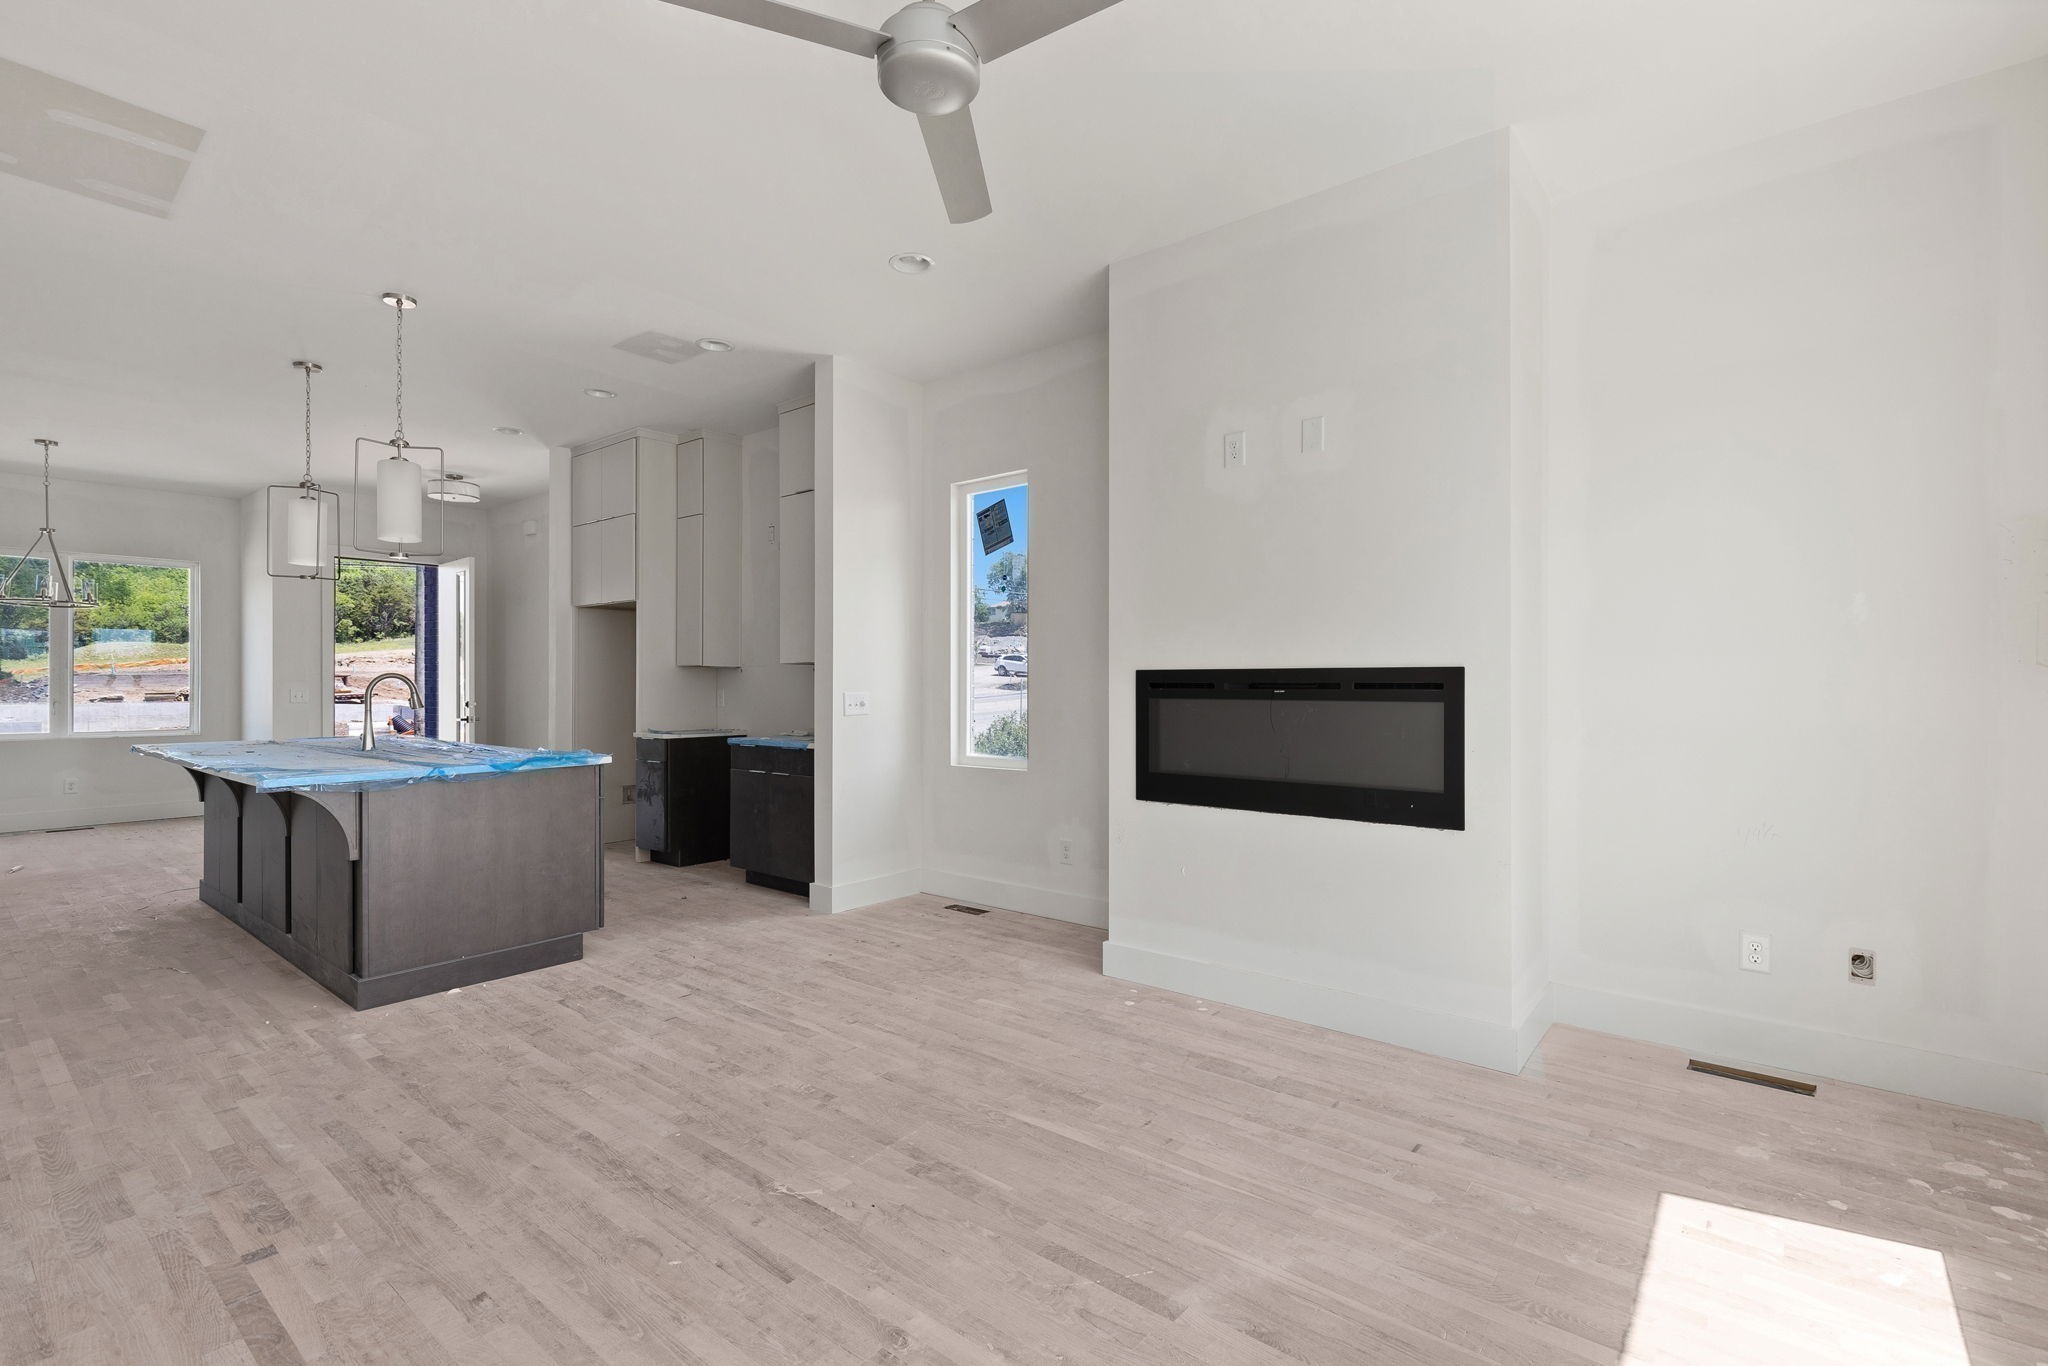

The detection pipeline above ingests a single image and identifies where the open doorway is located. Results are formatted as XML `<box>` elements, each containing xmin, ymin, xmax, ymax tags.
<box><xmin>332</xmin><ymin>557</ymin><xmax>473</xmax><ymax>741</ymax></box>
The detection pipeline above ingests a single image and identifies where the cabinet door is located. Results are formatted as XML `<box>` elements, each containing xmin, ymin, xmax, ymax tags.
<box><xmin>570</xmin><ymin>521</ymin><xmax>604</xmax><ymax>605</ymax></box>
<box><xmin>602</xmin><ymin>440</ymin><xmax>639</xmax><ymax>520</ymax></box>
<box><xmin>635</xmin><ymin>743</ymin><xmax>667</xmax><ymax>852</ymax></box>
<box><xmin>766</xmin><ymin>773</ymin><xmax>814</xmax><ymax>883</ymax></box>
<box><xmin>570</xmin><ymin>449</ymin><xmax>604</xmax><ymax>526</ymax></box>
<box><xmin>729</xmin><ymin>766</ymin><xmax>772</xmax><ymax>872</ymax></box>
<box><xmin>777</xmin><ymin>490</ymin><xmax>815</xmax><ymax>664</ymax></box>
<box><xmin>674</xmin><ymin>514</ymin><xmax>704</xmax><ymax>666</ymax></box>
<box><xmin>675</xmin><ymin>438</ymin><xmax>705</xmax><ymax>519</ymax></box>
<box><xmin>601</xmin><ymin>514</ymin><xmax>637</xmax><ymax>604</ymax></box>
<box><xmin>778</xmin><ymin>403</ymin><xmax>815</xmax><ymax>496</ymax></box>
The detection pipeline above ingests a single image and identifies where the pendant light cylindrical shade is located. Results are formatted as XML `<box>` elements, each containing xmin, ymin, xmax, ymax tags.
<box><xmin>285</xmin><ymin>493</ymin><xmax>323</xmax><ymax>567</ymax></box>
<box><xmin>376</xmin><ymin>453</ymin><xmax>424</xmax><ymax>543</ymax></box>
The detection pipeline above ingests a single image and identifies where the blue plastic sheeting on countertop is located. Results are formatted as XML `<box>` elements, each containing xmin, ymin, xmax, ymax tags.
<box><xmin>133</xmin><ymin>736</ymin><xmax>612</xmax><ymax>793</ymax></box>
<box><xmin>726</xmin><ymin>735</ymin><xmax>815</xmax><ymax>750</ymax></box>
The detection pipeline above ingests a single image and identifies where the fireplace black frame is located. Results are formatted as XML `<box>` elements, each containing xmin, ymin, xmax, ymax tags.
<box><xmin>1135</xmin><ymin>667</ymin><xmax>1465</xmax><ymax>830</ymax></box>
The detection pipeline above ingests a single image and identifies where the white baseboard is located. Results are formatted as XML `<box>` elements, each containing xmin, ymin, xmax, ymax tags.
<box><xmin>1552</xmin><ymin>982</ymin><xmax>2048</xmax><ymax>1129</ymax></box>
<box><xmin>1103</xmin><ymin>940</ymin><xmax>1524</xmax><ymax>1073</ymax></box>
<box><xmin>920</xmin><ymin>870</ymin><xmax>1108</xmax><ymax>929</ymax></box>
<box><xmin>0</xmin><ymin>800</ymin><xmax>201</xmax><ymax>836</ymax></box>
<box><xmin>808</xmin><ymin>868</ymin><xmax>924</xmax><ymax>917</ymax></box>
<box><xmin>1513</xmin><ymin>985</ymin><xmax>1554</xmax><ymax>1071</ymax></box>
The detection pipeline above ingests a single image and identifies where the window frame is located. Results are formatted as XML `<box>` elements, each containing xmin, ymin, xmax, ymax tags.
<box><xmin>951</xmin><ymin>470</ymin><xmax>1029</xmax><ymax>771</ymax></box>
<box><xmin>0</xmin><ymin>553</ymin><xmax>201</xmax><ymax>742</ymax></box>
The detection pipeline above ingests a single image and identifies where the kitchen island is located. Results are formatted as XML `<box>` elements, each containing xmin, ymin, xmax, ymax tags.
<box><xmin>136</xmin><ymin>737</ymin><xmax>611</xmax><ymax>1009</ymax></box>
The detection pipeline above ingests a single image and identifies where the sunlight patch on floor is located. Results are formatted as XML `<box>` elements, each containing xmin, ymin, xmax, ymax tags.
<box><xmin>1622</xmin><ymin>1193</ymin><xmax>1970</xmax><ymax>1366</ymax></box>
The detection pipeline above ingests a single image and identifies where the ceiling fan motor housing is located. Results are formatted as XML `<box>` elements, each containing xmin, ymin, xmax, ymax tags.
<box><xmin>877</xmin><ymin>1</ymin><xmax>980</xmax><ymax>116</ymax></box>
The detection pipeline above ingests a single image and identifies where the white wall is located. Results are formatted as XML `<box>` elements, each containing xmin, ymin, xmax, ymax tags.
<box><xmin>714</xmin><ymin>423</ymin><xmax>814</xmax><ymax>737</ymax></box>
<box><xmin>1103</xmin><ymin>132</ymin><xmax>1542</xmax><ymax>1072</ymax></box>
<box><xmin>482</xmin><ymin>492</ymin><xmax>550</xmax><ymax>747</ymax></box>
<box><xmin>920</xmin><ymin>335</ymin><xmax>1110</xmax><ymax>927</ymax></box>
<box><xmin>1544</xmin><ymin>58</ymin><xmax>2048</xmax><ymax>1121</ymax></box>
<box><xmin>814</xmin><ymin>357</ymin><xmax>924</xmax><ymax>912</ymax></box>
<box><xmin>0</xmin><ymin>471</ymin><xmax>241</xmax><ymax>833</ymax></box>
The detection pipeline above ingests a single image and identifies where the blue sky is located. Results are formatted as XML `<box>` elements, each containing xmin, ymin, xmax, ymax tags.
<box><xmin>971</xmin><ymin>483</ymin><xmax>1028</xmax><ymax>598</ymax></box>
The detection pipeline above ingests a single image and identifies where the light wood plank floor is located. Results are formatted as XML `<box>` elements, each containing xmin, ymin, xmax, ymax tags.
<box><xmin>1</xmin><ymin>819</ymin><xmax>2042</xmax><ymax>1365</ymax></box>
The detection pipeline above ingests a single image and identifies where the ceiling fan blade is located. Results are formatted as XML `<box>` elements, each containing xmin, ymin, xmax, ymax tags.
<box><xmin>651</xmin><ymin>0</ymin><xmax>886</xmax><ymax>57</ymax></box>
<box><xmin>917</xmin><ymin>108</ymin><xmax>992</xmax><ymax>223</ymax></box>
<box><xmin>948</xmin><ymin>0</ymin><xmax>1125</xmax><ymax>62</ymax></box>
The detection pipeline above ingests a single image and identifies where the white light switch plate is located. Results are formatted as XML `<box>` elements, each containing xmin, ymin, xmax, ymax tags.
<box><xmin>842</xmin><ymin>692</ymin><xmax>872</xmax><ymax>716</ymax></box>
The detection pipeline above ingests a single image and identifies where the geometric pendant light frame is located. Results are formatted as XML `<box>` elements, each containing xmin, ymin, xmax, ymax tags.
<box><xmin>266</xmin><ymin>359</ymin><xmax>343</xmax><ymax>580</ymax></box>
<box><xmin>349</xmin><ymin>291</ymin><xmax>446</xmax><ymax>561</ymax></box>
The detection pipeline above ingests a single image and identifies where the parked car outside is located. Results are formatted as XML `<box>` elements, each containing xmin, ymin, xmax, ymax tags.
<box><xmin>994</xmin><ymin>653</ymin><xmax>1029</xmax><ymax>677</ymax></box>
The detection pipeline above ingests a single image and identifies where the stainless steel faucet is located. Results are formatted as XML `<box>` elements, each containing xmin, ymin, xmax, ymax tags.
<box><xmin>359</xmin><ymin>672</ymin><xmax>424</xmax><ymax>752</ymax></box>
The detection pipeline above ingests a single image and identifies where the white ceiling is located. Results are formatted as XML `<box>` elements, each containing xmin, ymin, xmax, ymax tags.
<box><xmin>4</xmin><ymin>0</ymin><xmax>2046</xmax><ymax>499</ymax></box>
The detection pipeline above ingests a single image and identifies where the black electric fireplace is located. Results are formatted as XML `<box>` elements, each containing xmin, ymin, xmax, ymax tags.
<box><xmin>1136</xmin><ymin>667</ymin><xmax>1464</xmax><ymax>830</ymax></box>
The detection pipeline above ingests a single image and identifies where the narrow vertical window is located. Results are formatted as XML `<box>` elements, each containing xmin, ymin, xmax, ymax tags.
<box><xmin>69</xmin><ymin>560</ymin><xmax>196</xmax><ymax>733</ymax></box>
<box><xmin>0</xmin><ymin>556</ymin><xmax>52</xmax><ymax>735</ymax></box>
<box><xmin>956</xmin><ymin>474</ymin><xmax>1028</xmax><ymax>768</ymax></box>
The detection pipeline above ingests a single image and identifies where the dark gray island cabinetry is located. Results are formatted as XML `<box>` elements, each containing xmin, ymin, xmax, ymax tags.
<box><xmin>137</xmin><ymin>737</ymin><xmax>612</xmax><ymax>1009</ymax></box>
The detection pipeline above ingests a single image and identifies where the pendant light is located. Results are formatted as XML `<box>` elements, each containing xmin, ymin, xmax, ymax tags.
<box><xmin>351</xmin><ymin>291</ymin><xmax>445</xmax><ymax>560</ymax></box>
<box><xmin>265</xmin><ymin>360</ymin><xmax>342</xmax><ymax>580</ymax></box>
<box><xmin>1</xmin><ymin>439</ymin><xmax>99</xmax><ymax>610</ymax></box>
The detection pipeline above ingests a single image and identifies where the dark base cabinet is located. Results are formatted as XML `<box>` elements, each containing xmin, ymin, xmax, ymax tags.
<box><xmin>729</xmin><ymin>745</ymin><xmax>813</xmax><ymax>894</ymax></box>
<box><xmin>636</xmin><ymin>736</ymin><xmax>733</xmax><ymax>866</ymax></box>
<box><xmin>190</xmin><ymin>765</ymin><xmax>604</xmax><ymax>1009</ymax></box>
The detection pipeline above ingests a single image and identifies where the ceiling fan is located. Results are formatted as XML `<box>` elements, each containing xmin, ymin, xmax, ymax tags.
<box><xmin>654</xmin><ymin>0</ymin><xmax>1126</xmax><ymax>223</ymax></box>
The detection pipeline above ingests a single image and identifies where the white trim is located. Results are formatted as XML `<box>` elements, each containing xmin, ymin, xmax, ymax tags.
<box><xmin>1551</xmin><ymin>982</ymin><xmax>2048</xmax><ymax>1128</ymax></box>
<box><xmin>1103</xmin><ymin>940</ymin><xmax>1527</xmax><ymax>1074</ymax></box>
<box><xmin>0</xmin><ymin>797</ymin><xmax>201</xmax><ymax>835</ymax></box>
<box><xmin>951</xmin><ymin>469</ymin><xmax>1029</xmax><ymax>769</ymax></box>
<box><xmin>920</xmin><ymin>869</ymin><xmax>1108</xmax><ymax>929</ymax></box>
<box><xmin>808</xmin><ymin>868</ymin><xmax>924</xmax><ymax>916</ymax></box>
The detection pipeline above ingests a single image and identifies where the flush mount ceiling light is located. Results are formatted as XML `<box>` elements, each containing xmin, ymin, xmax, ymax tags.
<box><xmin>427</xmin><ymin>474</ymin><xmax>482</xmax><ymax>504</ymax></box>
<box><xmin>0</xmin><ymin>438</ymin><xmax>98</xmax><ymax>609</ymax></box>
<box><xmin>264</xmin><ymin>360</ymin><xmax>341</xmax><ymax>581</ymax></box>
<box><xmin>889</xmin><ymin>252</ymin><xmax>935</xmax><ymax>274</ymax></box>
<box><xmin>351</xmin><ymin>291</ymin><xmax>445</xmax><ymax>561</ymax></box>
<box><xmin>493</xmin><ymin>426</ymin><xmax>523</xmax><ymax>436</ymax></box>
<box><xmin>584</xmin><ymin>387</ymin><xmax>617</xmax><ymax>399</ymax></box>
<box><xmin>695</xmin><ymin>337</ymin><xmax>735</xmax><ymax>352</ymax></box>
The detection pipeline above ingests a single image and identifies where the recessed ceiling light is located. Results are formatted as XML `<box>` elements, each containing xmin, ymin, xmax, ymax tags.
<box><xmin>889</xmin><ymin>252</ymin><xmax>934</xmax><ymax>275</ymax></box>
<box><xmin>695</xmin><ymin>337</ymin><xmax>735</xmax><ymax>353</ymax></box>
<box><xmin>584</xmin><ymin>387</ymin><xmax>617</xmax><ymax>399</ymax></box>
<box><xmin>493</xmin><ymin>425</ymin><xmax>523</xmax><ymax>436</ymax></box>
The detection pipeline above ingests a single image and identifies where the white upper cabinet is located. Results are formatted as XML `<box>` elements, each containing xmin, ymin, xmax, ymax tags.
<box><xmin>777</xmin><ymin>400</ymin><xmax>815</xmax><ymax>498</ymax></box>
<box><xmin>675</xmin><ymin>434</ymin><xmax>742</xmax><ymax>667</ymax></box>
<box><xmin>570</xmin><ymin>515</ymin><xmax>635</xmax><ymax>607</ymax></box>
<box><xmin>570</xmin><ymin>438</ymin><xmax>636</xmax><ymax>526</ymax></box>
<box><xmin>570</xmin><ymin>435</ymin><xmax>640</xmax><ymax>606</ymax></box>
<box><xmin>778</xmin><ymin>489</ymin><xmax>815</xmax><ymax>664</ymax></box>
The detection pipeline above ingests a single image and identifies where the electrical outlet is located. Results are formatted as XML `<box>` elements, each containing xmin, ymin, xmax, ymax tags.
<box><xmin>768</xmin><ymin>522</ymin><xmax>778</xmax><ymax>546</ymax></box>
<box><xmin>1058</xmin><ymin>838</ymin><xmax>1074</xmax><ymax>865</ymax></box>
<box><xmin>1849</xmin><ymin>949</ymin><xmax>1875</xmax><ymax>984</ymax></box>
<box><xmin>1300</xmin><ymin>415</ymin><xmax>1325</xmax><ymax>454</ymax></box>
<box><xmin>1223</xmin><ymin>431</ymin><xmax>1247</xmax><ymax>468</ymax></box>
<box><xmin>287</xmin><ymin>684</ymin><xmax>311</xmax><ymax>705</ymax></box>
<box><xmin>842</xmin><ymin>692</ymin><xmax>871</xmax><ymax>716</ymax></box>
<box><xmin>620</xmin><ymin>783</ymin><xmax>636</xmax><ymax>806</ymax></box>
<box><xmin>61</xmin><ymin>777</ymin><xmax>80</xmax><ymax>795</ymax></box>
<box><xmin>1741</xmin><ymin>933</ymin><xmax>1770</xmax><ymax>973</ymax></box>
